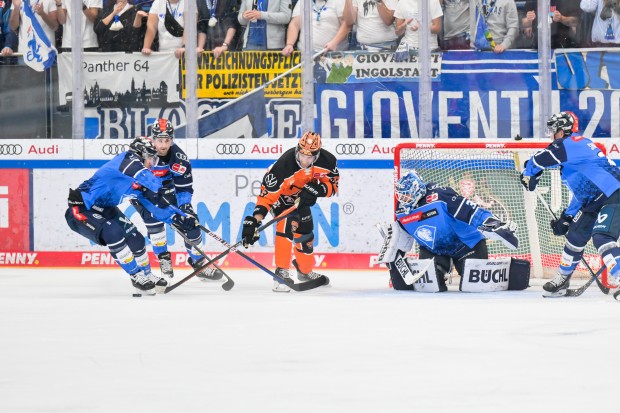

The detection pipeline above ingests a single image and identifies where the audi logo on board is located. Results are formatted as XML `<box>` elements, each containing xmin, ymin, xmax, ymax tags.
<box><xmin>216</xmin><ymin>144</ymin><xmax>246</xmax><ymax>155</ymax></box>
<box><xmin>0</xmin><ymin>144</ymin><xmax>23</xmax><ymax>155</ymax></box>
<box><xmin>102</xmin><ymin>144</ymin><xmax>130</xmax><ymax>155</ymax></box>
<box><xmin>335</xmin><ymin>143</ymin><xmax>366</xmax><ymax>155</ymax></box>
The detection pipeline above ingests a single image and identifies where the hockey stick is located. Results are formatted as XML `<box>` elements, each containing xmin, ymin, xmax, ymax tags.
<box><xmin>171</xmin><ymin>224</ymin><xmax>234</xmax><ymax>291</ymax></box>
<box><xmin>198</xmin><ymin>224</ymin><xmax>327</xmax><ymax>291</ymax></box>
<box><xmin>564</xmin><ymin>265</ymin><xmax>606</xmax><ymax>297</ymax></box>
<box><xmin>163</xmin><ymin>201</ymin><xmax>301</xmax><ymax>293</ymax></box>
<box><xmin>533</xmin><ymin>190</ymin><xmax>610</xmax><ymax>295</ymax></box>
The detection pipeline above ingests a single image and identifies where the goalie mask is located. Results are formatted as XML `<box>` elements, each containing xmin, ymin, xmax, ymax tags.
<box><xmin>129</xmin><ymin>136</ymin><xmax>159</xmax><ymax>164</ymax></box>
<box><xmin>547</xmin><ymin>111</ymin><xmax>578</xmax><ymax>137</ymax></box>
<box><xmin>395</xmin><ymin>170</ymin><xmax>427</xmax><ymax>209</ymax></box>
<box><xmin>151</xmin><ymin>118</ymin><xmax>174</xmax><ymax>139</ymax></box>
<box><xmin>295</xmin><ymin>131</ymin><xmax>322</xmax><ymax>167</ymax></box>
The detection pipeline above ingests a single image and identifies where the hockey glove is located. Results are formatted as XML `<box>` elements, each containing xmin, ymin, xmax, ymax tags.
<box><xmin>67</xmin><ymin>188</ymin><xmax>84</xmax><ymax>207</ymax></box>
<box><xmin>172</xmin><ymin>213</ymin><xmax>197</xmax><ymax>232</ymax></box>
<box><xmin>180</xmin><ymin>203</ymin><xmax>199</xmax><ymax>221</ymax></box>
<box><xmin>550</xmin><ymin>210</ymin><xmax>573</xmax><ymax>236</ymax></box>
<box><xmin>242</xmin><ymin>216</ymin><xmax>261</xmax><ymax>247</ymax></box>
<box><xmin>299</xmin><ymin>182</ymin><xmax>328</xmax><ymax>208</ymax></box>
<box><xmin>155</xmin><ymin>180</ymin><xmax>177</xmax><ymax>208</ymax></box>
<box><xmin>519</xmin><ymin>169</ymin><xmax>543</xmax><ymax>191</ymax></box>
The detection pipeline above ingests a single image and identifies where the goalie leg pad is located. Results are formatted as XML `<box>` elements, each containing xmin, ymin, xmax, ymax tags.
<box><xmin>459</xmin><ymin>258</ymin><xmax>511</xmax><ymax>292</ymax></box>
<box><xmin>377</xmin><ymin>221</ymin><xmax>415</xmax><ymax>264</ymax></box>
<box><xmin>388</xmin><ymin>253</ymin><xmax>414</xmax><ymax>291</ymax></box>
<box><xmin>508</xmin><ymin>258</ymin><xmax>530</xmax><ymax>290</ymax></box>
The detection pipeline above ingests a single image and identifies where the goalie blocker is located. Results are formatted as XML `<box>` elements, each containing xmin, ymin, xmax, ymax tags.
<box><xmin>388</xmin><ymin>257</ymin><xmax>530</xmax><ymax>292</ymax></box>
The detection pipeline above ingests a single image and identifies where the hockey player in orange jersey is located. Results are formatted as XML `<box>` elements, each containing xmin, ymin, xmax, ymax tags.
<box><xmin>241</xmin><ymin>131</ymin><xmax>340</xmax><ymax>292</ymax></box>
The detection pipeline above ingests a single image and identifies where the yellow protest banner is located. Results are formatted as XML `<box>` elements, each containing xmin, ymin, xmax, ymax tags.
<box><xmin>182</xmin><ymin>51</ymin><xmax>302</xmax><ymax>99</ymax></box>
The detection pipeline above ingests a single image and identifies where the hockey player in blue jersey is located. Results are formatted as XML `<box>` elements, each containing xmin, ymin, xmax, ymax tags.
<box><xmin>64</xmin><ymin>137</ymin><xmax>197</xmax><ymax>295</ymax></box>
<box><xmin>130</xmin><ymin>119</ymin><xmax>224</xmax><ymax>282</ymax></box>
<box><xmin>521</xmin><ymin>111</ymin><xmax>620</xmax><ymax>296</ymax></box>
<box><xmin>377</xmin><ymin>170</ymin><xmax>519</xmax><ymax>291</ymax></box>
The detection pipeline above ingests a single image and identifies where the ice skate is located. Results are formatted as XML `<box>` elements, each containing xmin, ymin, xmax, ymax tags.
<box><xmin>157</xmin><ymin>251</ymin><xmax>174</xmax><ymax>279</ymax></box>
<box><xmin>130</xmin><ymin>270</ymin><xmax>157</xmax><ymax>295</ymax></box>
<box><xmin>146</xmin><ymin>270</ymin><xmax>168</xmax><ymax>294</ymax></box>
<box><xmin>273</xmin><ymin>268</ymin><xmax>291</xmax><ymax>293</ymax></box>
<box><xmin>542</xmin><ymin>273</ymin><xmax>570</xmax><ymax>297</ymax></box>
<box><xmin>293</xmin><ymin>259</ymin><xmax>330</xmax><ymax>287</ymax></box>
<box><xmin>190</xmin><ymin>257</ymin><xmax>224</xmax><ymax>281</ymax></box>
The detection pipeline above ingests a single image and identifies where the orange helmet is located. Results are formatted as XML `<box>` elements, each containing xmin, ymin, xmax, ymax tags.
<box><xmin>297</xmin><ymin>131</ymin><xmax>322</xmax><ymax>156</ymax></box>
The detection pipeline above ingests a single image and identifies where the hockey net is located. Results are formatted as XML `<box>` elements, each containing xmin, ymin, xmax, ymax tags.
<box><xmin>394</xmin><ymin>142</ymin><xmax>603</xmax><ymax>280</ymax></box>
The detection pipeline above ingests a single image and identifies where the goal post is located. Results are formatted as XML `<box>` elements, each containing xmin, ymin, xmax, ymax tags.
<box><xmin>394</xmin><ymin>142</ymin><xmax>603</xmax><ymax>280</ymax></box>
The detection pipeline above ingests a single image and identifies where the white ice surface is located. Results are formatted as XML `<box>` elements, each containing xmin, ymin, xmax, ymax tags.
<box><xmin>1</xmin><ymin>268</ymin><xmax>619</xmax><ymax>413</ymax></box>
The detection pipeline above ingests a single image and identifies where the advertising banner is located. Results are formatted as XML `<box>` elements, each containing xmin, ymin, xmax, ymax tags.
<box><xmin>0</xmin><ymin>169</ymin><xmax>30</xmax><ymax>250</ymax></box>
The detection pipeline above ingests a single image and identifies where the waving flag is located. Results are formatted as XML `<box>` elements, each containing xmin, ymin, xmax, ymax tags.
<box><xmin>19</xmin><ymin>0</ymin><xmax>57</xmax><ymax>71</ymax></box>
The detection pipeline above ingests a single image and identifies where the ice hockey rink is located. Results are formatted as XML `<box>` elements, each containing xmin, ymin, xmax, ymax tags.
<box><xmin>1</xmin><ymin>268</ymin><xmax>619</xmax><ymax>413</ymax></box>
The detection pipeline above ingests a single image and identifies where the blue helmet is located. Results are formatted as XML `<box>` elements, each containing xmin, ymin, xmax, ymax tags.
<box><xmin>395</xmin><ymin>170</ymin><xmax>426</xmax><ymax>208</ymax></box>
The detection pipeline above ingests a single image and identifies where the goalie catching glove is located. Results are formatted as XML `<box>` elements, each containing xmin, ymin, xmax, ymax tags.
<box><xmin>550</xmin><ymin>210</ymin><xmax>573</xmax><ymax>236</ymax></box>
<box><xmin>478</xmin><ymin>216</ymin><xmax>519</xmax><ymax>250</ymax></box>
<box><xmin>242</xmin><ymin>216</ymin><xmax>261</xmax><ymax>247</ymax></box>
<box><xmin>298</xmin><ymin>182</ymin><xmax>328</xmax><ymax>208</ymax></box>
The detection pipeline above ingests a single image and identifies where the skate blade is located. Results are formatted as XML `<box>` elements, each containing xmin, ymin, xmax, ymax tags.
<box><xmin>272</xmin><ymin>283</ymin><xmax>291</xmax><ymax>293</ymax></box>
<box><xmin>135</xmin><ymin>287</ymin><xmax>156</xmax><ymax>296</ymax></box>
<box><xmin>542</xmin><ymin>290</ymin><xmax>567</xmax><ymax>298</ymax></box>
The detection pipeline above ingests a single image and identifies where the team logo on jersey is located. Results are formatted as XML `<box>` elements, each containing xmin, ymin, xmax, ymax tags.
<box><xmin>426</xmin><ymin>193</ymin><xmax>439</xmax><ymax>203</ymax></box>
<box><xmin>401</xmin><ymin>212</ymin><xmax>422</xmax><ymax>224</ymax></box>
<box><xmin>152</xmin><ymin>169</ymin><xmax>169</xmax><ymax>177</ymax></box>
<box><xmin>265</xmin><ymin>174</ymin><xmax>277</xmax><ymax>187</ymax></box>
<box><xmin>171</xmin><ymin>163</ymin><xmax>187</xmax><ymax>174</ymax></box>
<box><xmin>414</xmin><ymin>225</ymin><xmax>436</xmax><ymax>250</ymax></box>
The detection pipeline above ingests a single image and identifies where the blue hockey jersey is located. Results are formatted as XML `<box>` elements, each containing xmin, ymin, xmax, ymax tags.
<box><xmin>77</xmin><ymin>151</ymin><xmax>176</xmax><ymax>223</ymax></box>
<box><xmin>523</xmin><ymin>134</ymin><xmax>620</xmax><ymax>214</ymax></box>
<box><xmin>150</xmin><ymin>144</ymin><xmax>194</xmax><ymax>207</ymax></box>
<box><xmin>396</xmin><ymin>184</ymin><xmax>493</xmax><ymax>256</ymax></box>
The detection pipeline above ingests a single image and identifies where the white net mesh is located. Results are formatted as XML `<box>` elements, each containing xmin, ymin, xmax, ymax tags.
<box><xmin>395</xmin><ymin>143</ymin><xmax>602</xmax><ymax>279</ymax></box>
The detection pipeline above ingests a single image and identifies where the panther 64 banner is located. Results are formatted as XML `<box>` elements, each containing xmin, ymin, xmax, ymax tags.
<box><xmin>57</xmin><ymin>52</ymin><xmax>180</xmax><ymax>138</ymax></box>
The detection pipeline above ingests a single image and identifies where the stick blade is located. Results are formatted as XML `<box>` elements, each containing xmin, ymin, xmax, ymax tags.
<box><xmin>285</xmin><ymin>276</ymin><xmax>329</xmax><ymax>292</ymax></box>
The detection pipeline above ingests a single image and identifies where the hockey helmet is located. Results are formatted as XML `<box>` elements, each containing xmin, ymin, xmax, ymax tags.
<box><xmin>547</xmin><ymin>111</ymin><xmax>578</xmax><ymax>136</ymax></box>
<box><xmin>395</xmin><ymin>170</ymin><xmax>427</xmax><ymax>208</ymax></box>
<box><xmin>295</xmin><ymin>131</ymin><xmax>322</xmax><ymax>166</ymax></box>
<box><xmin>129</xmin><ymin>136</ymin><xmax>158</xmax><ymax>162</ymax></box>
<box><xmin>151</xmin><ymin>118</ymin><xmax>174</xmax><ymax>139</ymax></box>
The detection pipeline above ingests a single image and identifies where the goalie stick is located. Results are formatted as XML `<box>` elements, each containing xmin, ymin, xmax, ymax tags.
<box><xmin>533</xmin><ymin>190</ymin><xmax>610</xmax><ymax>295</ymax></box>
<box><xmin>172</xmin><ymin>225</ymin><xmax>235</xmax><ymax>291</ymax></box>
<box><xmin>164</xmin><ymin>200</ymin><xmax>301</xmax><ymax>294</ymax></box>
<box><xmin>375</xmin><ymin>223</ymin><xmax>432</xmax><ymax>285</ymax></box>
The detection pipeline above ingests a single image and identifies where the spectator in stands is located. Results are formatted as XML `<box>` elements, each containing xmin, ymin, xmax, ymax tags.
<box><xmin>1</xmin><ymin>0</ymin><xmax>18</xmax><ymax>58</ymax></box>
<box><xmin>238</xmin><ymin>0</ymin><xmax>291</xmax><ymax>50</ymax></box>
<box><xmin>475</xmin><ymin>0</ymin><xmax>519</xmax><ymax>53</ymax></box>
<box><xmin>196</xmin><ymin>0</ymin><xmax>239</xmax><ymax>57</ymax></box>
<box><xmin>440</xmin><ymin>0</ymin><xmax>472</xmax><ymax>50</ymax></box>
<box><xmin>95</xmin><ymin>0</ymin><xmax>141</xmax><ymax>51</ymax></box>
<box><xmin>516</xmin><ymin>0</ymin><xmax>537</xmax><ymax>48</ymax></box>
<box><xmin>56</xmin><ymin>0</ymin><xmax>101</xmax><ymax>52</ymax></box>
<box><xmin>394</xmin><ymin>0</ymin><xmax>443</xmax><ymax>51</ymax></box>
<box><xmin>581</xmin><ymin>0</ymin><xmax>620</xmax><ymax>46</ymax></box>
<box><xmin>343</xmin><ymin>0</ymin><xmax>398</xmax><ymax>51</ymax></box>
<box><xmin>10</xmin><ymin>0</ymin><xmax>59</xmax><ymax>53</ymax></box>
<box><xmin>517</xmin><ymin>1</ymin><xmax>582</xmax><ymax>49</ymax></box>
<box><xmin>142</xmin><ymin>0</ymin><xmax>185</xmax><ymax>57</ymax></box>
<box><xmin>281</xmin><ymin>0</ymin><xmax>352</xmax><ymax>56</ymax></box>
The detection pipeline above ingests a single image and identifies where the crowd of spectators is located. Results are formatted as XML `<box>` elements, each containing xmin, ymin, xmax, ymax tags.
<box><xmin>0</xmin><ymin>0</ymin><xmax>619</xmax><ymax>61</ymax></box>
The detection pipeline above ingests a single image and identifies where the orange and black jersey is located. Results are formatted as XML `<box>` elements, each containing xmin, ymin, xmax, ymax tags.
<box><xmin>254</xmin><ymin>147</ymin><xmax>339</xmax><ymax>217</ymax></box>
